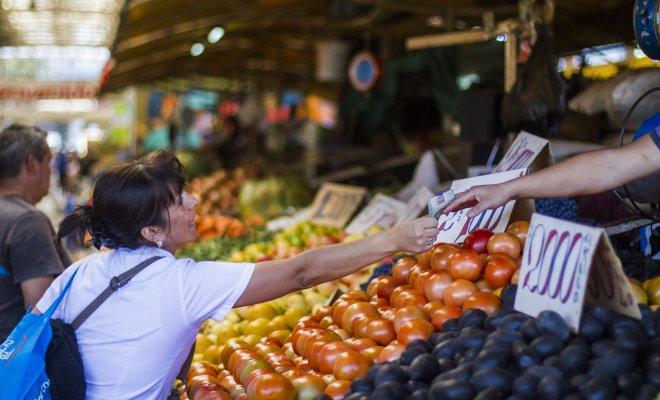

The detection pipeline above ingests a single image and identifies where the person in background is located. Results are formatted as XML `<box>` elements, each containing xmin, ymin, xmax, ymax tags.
<box><xmin>36</xmin><ymin>150</ymin><xmax>439</xmax><ymax>399</ymax></box>
<box><xmin>0</xmin><ymin>124</ymin><xmax>72</xmax><ymax>339</ymax></box>
<box><xmin>444</xmin><ymin>131</ymin><xmax>660</xmax><ymax>217</ymax></box>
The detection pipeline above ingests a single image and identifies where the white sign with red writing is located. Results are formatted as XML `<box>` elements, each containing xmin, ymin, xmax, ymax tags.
<box><xmin>0</xmin><ymin>82</ymin><xmax>99</xmax><ymax>100</ymax></box>
<box><xmin>395</xmin><ymin>186</ymin><xmax>435</xmax><ymax>225</ymax></box>
<box><xmin>493</xmin><ymin>131</ymin><xmax>553</xmax><ymax>173</ymax></box>
<box><xmin>309</xmin><ymin>183</ymin><xmax>368</xmax><ymax>228</ymax></box>
<box><xmin>433</xmin><ymin>169</ymin><xmax>528</xmax><ymax>244</ymax></box>
<box><xmin>346</xmin><ymin>193</ymin><xmax>406</xmax><ymax>235</ymax></box>
<box><xmin>515</xmin><ymin>214</ymin><xmax>640</xmax><ymax>331</ymax></box>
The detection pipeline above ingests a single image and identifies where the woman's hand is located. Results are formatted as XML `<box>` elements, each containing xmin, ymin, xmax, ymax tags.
<box><xmin>386</xmin><ymin>216</ymin><xmax>439</xmax><ymax>254</ymax></box>
<box><xmin>444</xmin><ymin>183</ymin><xmax>513</xmax><ymax>217</ymax></box>
<box><xmin>235</xmin><ymin>216</ymin><xmax>438</xmax><ymax>307</ymax></box>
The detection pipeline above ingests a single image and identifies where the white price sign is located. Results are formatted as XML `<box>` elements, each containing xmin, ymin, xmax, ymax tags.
<box><xmin>493</xmin><ymin>131</ymin><xmax>553</xmax><ymax>173</ymax></box>
<box><xmin>434</xmin><ymin>169</ymin><xmax>529</xmax><ymax>244</ymax></box>
<box><xmin>346</xmin><ymin>194</ymin><xmax>406</xmax><ymax>235</ymax></box>
<box><xmin>515</xmin><ymin>214</ymin><xmax>640</xmax><ymax>331</ymax></box>
<box><xmin>309</xmin><ymin>183</ymin><xmax>368</xmax><ymax>228</ymax></box>
<box><xmin>395</xmin><ymin>186</ymin><xmax>435</xmax><ymax>225</ymax></box>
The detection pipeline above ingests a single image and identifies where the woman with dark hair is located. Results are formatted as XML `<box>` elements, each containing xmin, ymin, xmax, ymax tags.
<box><xmin>35</xmin><ymin>150</ymin><xmax>439</xmax><ymax>400</ymax></box>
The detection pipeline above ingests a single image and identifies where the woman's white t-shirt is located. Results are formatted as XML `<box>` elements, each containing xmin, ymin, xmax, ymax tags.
<box><xmin>36</xmin><ymin>245</ymin><xmax>255</xmax><ymax>400</ymax></box>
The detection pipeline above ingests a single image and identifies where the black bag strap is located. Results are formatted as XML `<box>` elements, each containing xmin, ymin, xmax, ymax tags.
<box><xmin>71</xmin><ymin>256</ymin><xmax>163</xmax><ymax>330</ymax></box>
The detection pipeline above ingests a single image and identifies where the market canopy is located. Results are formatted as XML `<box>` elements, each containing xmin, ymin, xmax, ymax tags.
<box><xmin>0</xmin><ymin>0</ymin><xmax>636</xmax><ymax>91</ymax></box>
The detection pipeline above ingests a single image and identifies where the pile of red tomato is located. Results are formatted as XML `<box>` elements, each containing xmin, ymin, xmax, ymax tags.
<box><xmin>187</xmin><ymin>221</ymin><xmax>529</xmax><ymax>400</ymax></box>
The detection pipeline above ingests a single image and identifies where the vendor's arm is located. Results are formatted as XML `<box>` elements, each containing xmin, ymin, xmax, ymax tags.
<box><xmin>235</xmin><ymin>216</ymin><xmax>438</xmax><ymax>307</ymax></box>
<box><xmin>445</xmin><ymin>134</ymin><xmax>660</xmax><ymax>217</ymax></box>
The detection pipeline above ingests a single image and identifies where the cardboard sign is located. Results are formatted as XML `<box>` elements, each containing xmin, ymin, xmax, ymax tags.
<box><xmin>434</xmin><ymin>169</ymin><xmax>532</xmax><ymax>244</ymax></box>
<box><xmin>396</xmin><ymin>150</ymin><xmax>439</xmax><ymax>202</ymax></box>
<box><xmin>395</xmin><ymin>186</ymin><xmax>435</xmax><ymax>224</ymax></box>
<box><xmin>309</xmin><ymin>183</ymin><xmax>368</xmax><ymax>228</ymax></box>
<box><xmin>266</xmin><ymin>207</ymin><xmax>311</xmax><ymax>232</ymax></box>
<box><xmin>346</xmin><ymin>194</ymin><xmax>406</xmax><ymax>235</ymax></box>
<box><xmin>493</xmin><ymin>131</ymin><xmax>554</xmax><ymax>173</ymax></box>
<box><xmin>515</xmin><ymin>214</ymin><xmax>641</xmax><ymax>332</ymax></box>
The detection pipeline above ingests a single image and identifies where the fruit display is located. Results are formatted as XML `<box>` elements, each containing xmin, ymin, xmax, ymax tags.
<box><xmin>238</xmin><ymin>176</ymin><xmax>312</xmax><ymax>221</ymax></box>
<box><xmin>182</xmin><ymin>217</ymin><xmax>659</xmax><ymax>400</ymax></box>
<box><xmin>190</xmin><ymin>167</ymin><xmax>257</xmax><ymax>217</ymax></box>
<box><xmin>228</xmin><ymin>221</ymin><xmax>343</xmax><ymax>263</ymax></box>
<box><xmin>176</xmin><ymin>228</ymin><xmax>275</xmax><ymax>262</ymax></box>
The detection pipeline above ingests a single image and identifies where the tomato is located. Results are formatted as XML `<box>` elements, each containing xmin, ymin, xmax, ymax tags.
<box><xmin>323</xmin><ymin>379</ymin><xmax>351</xmax><ymax>400</ymax></box>
<box><xmin>314</xmin><ymin>305</ymin><xmax>332</xmax><ymax>320</ymax></box>
<box><xmin>430</xmin><ymin>245</ymin><xmax>460</xmax><ymax>272</ymax></box>
<box><xmin>407</xmin><ymin>265</ymin><xmax>425</xmax><ymax>288</ymax></box>
<box><xmin>423</xmin><ymin>300</ymin><xmax>445</xmax><ymax>315</ymax></box>
<box><xmin>397</xmin><ymin>290</ymin><xmax>428</xmax><ymax>308</ymax></box>
<box><xmin>317</xmin><ymin>341</ymin><xmax>352</xmax><ymax>375</ymax></box>
<box><xmin>366</xmin><ymin>276</ymin><xmax>384</xmax><ymax>298</ymax></box>
<box><xmin>511</xmin><ymin>267</ymin><xmax>520</xmax><ymax>284</ymax></box>
<box><xmin>333</xmin><ymin>350</ymin><xmax>370</xmax><ymax>380</ymax></box>
<box><xmin>379</xmin><ymin>307</ymin><xmax>396</xmax><ymax>322</ymax></box>
<box><xmin>376</xmin><ymin>276</ymin><xmax>399</xmax><ymax>299</ymax></box>
<box><xmin>397</xmin><ymin>319</ymin><xmax>435</xmax><ymax>345</ymax></box>
<box><xmin>474</xmin><ymin>277</ymin><xmax>495</xmax><ymax>293</ymax></box>
<box><xmin>331</xmin><ymin>299</ymin><xmax>357</xmax><ymax>327</ymax></box>
<box><xmin>462</xmin><ymin>291</ymin><xmax>501</xmax><ymax>316</ymax></box>
<box><xmin>487</xmin><ymin>232</ymin><xmax>522</xmax><ymax>259</ymax></box>
<box><xmin>307</xmin><ymin>338</ymin><xmax>334</xmax><ymax>371</ymax></box>
<box><xmin>281</xmin><ymin>368</ymin><xmax>307</xmax><ymax>381</ymax></box>
<box><xmin>319</xmin><ymin>315</ymin><xmax>335</xmax><ymax>329</ymax></box>
<box><xmin>247</xmin><ymin>372</ymin><xmax>296</xmax><ymax>400</ymax></box>
<box><xmin>424</xmin><ymin>271</ymin><xmax>453</xmax><ymax>301</ymax></box>
<box><xmin>366</xmin><ymin>318</ymin><xmax>396</xmax><ymax>346</ymax></box>
<box><xmin>393</xmin><ymin>306</ymin><xmax>429</xmax><ymax>332</ymax></box>
<box><xmin>348</xmin><ymin>337</ymin><xmax>378</xmax><ymax>354</ymax></box>
<box><xmin>362</xmin><ymin>346</ymin><xmax>383</xmax><ymax>365</ymax></box>
<box><xmin>291</xmin><ymin>374</ymin><xmax>327</xmax><ymax>400</ymax></box>
<box><xmin>376</xmin><ymin>342</ymin><xmax>405</xmax><ymax>364</ymax></box>
<box><xmin>220</xmin><ymin>340</ymin><xmax>250</xmax><ymax>369</ymax></box>
<box><xmin>443</xmin><ymin>279</ymin><xmax>478</xmax><ymax>307</ymax></box>
<box><xmin>389</xmin><ymin>284</ymin><xmax>410</xmax><ymax>308</ymax></box>
<box><xmin>239</xmin><ymin>359</ymin><xmax>273</xmax><ymax>386</ymax></box>
<box><xmin>506</xmin><ymin>221</ymin><xmax>529</xmax><ymax>248</ymax></box>
<box><xmin>352</xmin><ymin>314</ymin><xmax>379</xmax><ymax>338</ymax></box>
<box><xmin>484</xmin><ymin>254</ymin><xmax>517</xmax><ymax>288</ymax></box>
<box><xmin>392</xmin><ymin>257</ymin><xmax>417</xmax><ymax>284</ymax></box>
<box><xmin>417</xmin><ymin>249</ymin><xmax>432</xmax><ymax>269</ymax></box>
<box><xmin>463</xmin><ymin>229</ymin><xmax>494</xmax><ymax>254</ymax></box>
<box><xmin>447</xmin><ymin>250</ymin><xmax>484</xmax><ymax>281</ymax></box>
<box><xmin>370</xmin><ymin>295</ymin><xmax>388</xmax><ymax>308</ymax></box>
<box><xmin>414</xmin><ymin>270</ymin><xmax>435</xmax><ymax>293</ymax></box>
<box><xmin>192</xmin><ymin>383</ymin><xmax>232</xmax><ymax>400</ymax></box>
<box><xmin>340</xmin><ymin>302</ymin><xmax>378</xmax><ymax>333</ymax></box>
<box><xmin>430</xmin><ymin>305</ymin><xmax>462</xmax><ymax>331</ymax></box>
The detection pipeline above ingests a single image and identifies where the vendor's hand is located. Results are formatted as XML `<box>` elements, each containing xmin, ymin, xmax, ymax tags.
<box><xmin>444</xmin><ymin>183</ymin><xmax>512</xmax><ymax>218</ymax></box>
<box><xmin>389</xmin><ymin>216</ymin><xmax>439</xmax><ymax>254</ymax></box>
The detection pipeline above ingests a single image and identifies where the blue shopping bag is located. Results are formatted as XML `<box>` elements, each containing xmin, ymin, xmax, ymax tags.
<box><xmin>0</xmin><ymin>271</ymin><xmax>77</xmax><ymax>400</ymax></box>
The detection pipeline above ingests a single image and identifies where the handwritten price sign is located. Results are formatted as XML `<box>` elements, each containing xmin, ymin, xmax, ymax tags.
<box><xmin>434</xmin><ymin>169</ymin><xmax>528</xmax><ymax>244</ymax></box>
<box><xmin>345</xmin><ymin>193</ymin><xmax>406</xmax><ymax>235</ymax></box>
<box><xmin>515</xmin><ymin>214</ymin><xmax>640</xmax><ymax>331</ymax></box>
<box><xmin>309</xmin><ymin>183</ymin><xmax>368</xmax><ymax>228</ymax></box>
<box><xmin>493</xmin><ymin>131</ymin><xmax>552</xmax><ymax>173</ymax></box>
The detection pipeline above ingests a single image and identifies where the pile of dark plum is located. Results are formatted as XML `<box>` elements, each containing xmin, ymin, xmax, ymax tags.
<box><xmin>318</xmin><ymin>285</ymin><xmax>660</xmax><ymax>400</ymax></box>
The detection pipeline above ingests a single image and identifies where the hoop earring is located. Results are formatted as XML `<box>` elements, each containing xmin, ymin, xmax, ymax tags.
<box><xmin>157</xmin><ymin>240</ymin><xmax>163</xmax><ymax>248</ymax></box>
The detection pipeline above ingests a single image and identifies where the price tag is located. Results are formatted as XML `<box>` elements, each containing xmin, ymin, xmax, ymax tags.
<box><xmin>266</xmin><ymin>207</ymin><xmax>311</xmax><ymax>232</ymax></box>
<box><xmin>434</xmin><ymin>169</ymin><xmax>530</xmax><ymax>244</ymax></box>
<box><xmin>515</xmin><ymin>214</ymin><xmax>640</xmax><ymax>332</ymax></box>
<box><xmin>395</xmin><ymin>186</ymin><xmax>435</xmax><ymax>224</ymax></box>
<box><xmin>308</xmin><ymin>183</ymin><xmax>368</xmax><ymax>228</ymax></box>
<box><xmin>493</xmin><ymin>131</ymin><xmax>554</xmax><ymax>173</ymax></box>
<box><xmin>346</xmin><ymin>194</ymin><xmax>406</xmax><ymax>235</ymax></box>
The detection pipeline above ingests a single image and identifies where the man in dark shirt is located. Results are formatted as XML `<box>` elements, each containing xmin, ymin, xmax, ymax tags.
<box><xmin>0</xmin><ymin>124</ymin><xmax>71</xmax><ymax>338</ymax></box>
